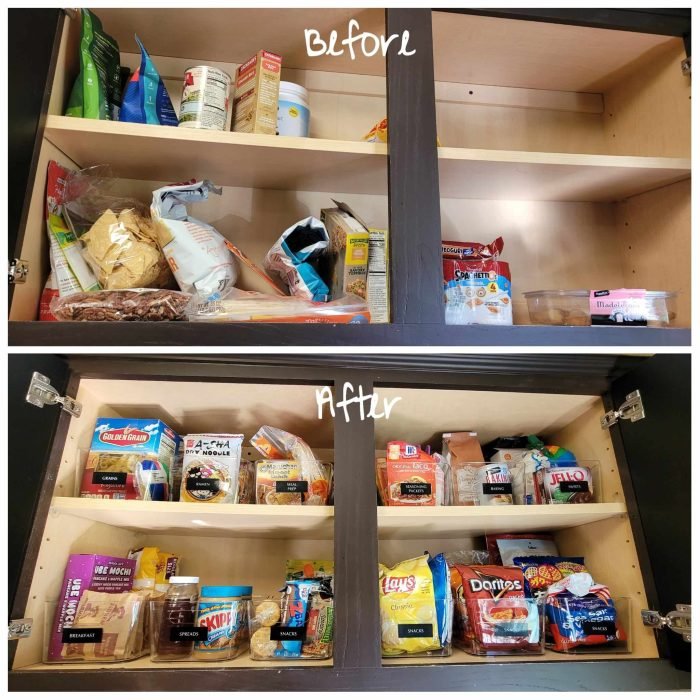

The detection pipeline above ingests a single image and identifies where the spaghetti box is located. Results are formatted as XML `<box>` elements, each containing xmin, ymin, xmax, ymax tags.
<box><xmin>81</xmin><ymin>418</ymin><xmax>180</xmax><ymax>500</ymax></box>
<box><xmin>321</xmin><ymin>200</ymin><xmax>370</xmax><ymax>302</ymax></box>
<box><xmin>48</xmin><ymin>554</ymin><xmax>135</xmax><ymax>661</ymax></box>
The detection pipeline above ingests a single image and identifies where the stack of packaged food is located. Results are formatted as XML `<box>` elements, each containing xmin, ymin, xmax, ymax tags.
<box><xmin>376</xmin><ymin>433</ymin><xmax>597</xmax><ymax>507</ymax></box>
<box><xmin>78</xmin><ymin>417</ymin><xmax>332</xmax><ymax>506</ymax></box>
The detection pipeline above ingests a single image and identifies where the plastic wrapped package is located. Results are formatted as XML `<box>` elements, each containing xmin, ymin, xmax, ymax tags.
<box><xmin>50</xmin><ymin>289</ymin><xmax>191</xmax><ymax>321</ymax></box>
<box><xmin>187</xmin><ymin>289</ymin><xmax>370</xmax><ymax>323</ymax></box>
<box><xmin>63</xmin><ymin>166</ymin><xmax>173</xmax><ymax>290</ymax></box>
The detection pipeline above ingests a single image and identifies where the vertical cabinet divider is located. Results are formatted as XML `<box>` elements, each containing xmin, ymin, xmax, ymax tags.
<box><xmin>332</xmin><ymin>372</ymin><xmax>381</xmax><ymax>669</ymax></box>
<box><xmin>385</xmin><ymin>9</ymin><xmax>444</xmax><ymax>325</ymax></box>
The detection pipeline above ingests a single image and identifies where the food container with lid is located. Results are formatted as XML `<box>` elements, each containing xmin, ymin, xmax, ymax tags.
<box><xmin>277</xmin><ymin>81</ymin><xmax>310</xmax><ymax>137</ymax></box>
<box><xmin>524</xmin><ymin>290</ymin><xmax>677</xmax><ymax>327</ymax></box>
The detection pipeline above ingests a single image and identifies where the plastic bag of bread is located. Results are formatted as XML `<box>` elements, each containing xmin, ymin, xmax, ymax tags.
<box><xmin>63</xmin><ymin>165</ymin><xmax>174</xmax><ymax>290</ymax></box>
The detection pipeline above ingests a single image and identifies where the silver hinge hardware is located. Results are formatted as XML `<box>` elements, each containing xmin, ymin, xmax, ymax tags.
<box><xmin>8</xmin><ymin>618</ymin><xmax>33</xmax><ymax>640</ymax></box>
<box><xmin>681</xmin><ymin>56</ymin><xmax>691</xmax><ymax>77</ymax></box>
<box><xmin>26</xmin><ymin>372</ymin><xmax>82</xmax><ymax>417</ymax></box>
<box><xmin>8</xmin><ymin>258</ymin><xmax>29</xmax><ymax>284</ymax></box>
<box><xmin>601</xmin><ymin>390</ymin><xmax>644</xmax><ymax>429</ymax></box>
<box><xmin>642</xmin><ymin>604</ymin><xmax>691</xmax><ymax>642</ymax></box>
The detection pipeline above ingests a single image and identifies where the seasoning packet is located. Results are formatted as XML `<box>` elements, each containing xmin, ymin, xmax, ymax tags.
<box><xmin>386</xmin><ymin>442</ymin><xmax>442</xmax><ymax>506</ymax></box>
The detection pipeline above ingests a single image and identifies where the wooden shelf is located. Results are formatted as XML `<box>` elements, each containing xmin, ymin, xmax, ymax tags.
<box><xmin>9</xmin><ymin>321</ymin><xmax>691</xmax><ymax>347</ymax></box>
<box><xmin>43</xmin><ymin>116</ymin><xmax>387</xmax><ymax>196</ymax></box>
<box><xmin>437</xmin><ymin>147</ymin><xmax>690</xmax><ymax>202</ymax></box>
<box><xmin>377</xmin><ymin>503</ymin><xmax>627</xmax><ymax>539</ymax></box>
<box><xmin>50</xmin><ymin>497</ymin><xmax>334</xmax><ymax>539</ymax></box>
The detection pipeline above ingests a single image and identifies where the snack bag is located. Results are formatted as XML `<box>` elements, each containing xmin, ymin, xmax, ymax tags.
<box><xmin>363</xmin><ymin>117</ymin><xmax>441</xmax><ymax>146</ymax></box>
<box><xmin>155</xmin><ymin>551</ymin><xmax>180</xmax><ymax>594</ymax></box>
<box><xmin>379</xmin><ymin>555</ymin><xmax>441</xmax><ymax>656</ymax></box>
<box><xmin>442</xmin><ymin>238</ymin><xmax>512</xmax><ymax>325</ymax></box>
<box><xmin>385</xmin><ymin>442</ymin><xmax>441</xmax><ymax>507</ymax></box>
<box><xmin>513</xmin><ymin>556</ymin><xmax>588</xmax><ymax>596</ymax></box>
<box><xmin>151</xmin><ymin>180</ymin><xmax>237</xmax><ymax>298</ymax></box>
<box><xmin>263</xmin><ymin>217</ymin><xmax>330</xmax><ymax>301</ymax></box>
<box><xmin>286</xmin><ymin>560</ymin><xmax>334</xmax><ymax>581</ymax></box>
<box><xmin>451</xmin><ymin>563</ymin><xmax>540</xmax><ymax>653</ymax></box>
<box><xmin>128</xmin><ymin>546</ymin><xmax>160</xmax><ymax>592</ymax></box>
<box><xmin>485</xmin><ymin>533</ymin><xmax>559</xmax><ymax>566</ymax></box>
<box><xmin>276</xmin><ymin>580</ymin><xmax>316</xmax><ymax>657</ymax></box>
<box><xmin>428</xmin><ymin>553</ymin><xmax>452</xmax><ymax>647</ymax></box>
<box><xmin>544</xmin><ymin>573</ymin><xmax>626</xmax><ymax>651</ymax></box>
<box><xmin>38</xmin><ymin>273</ymin><xmax>60</xmax><ymax>321</ymax></box>
<box><xmin>119</xmin><ymin>36</ymin><xmax>178</xmax><ymax>126</ymax></box>
<box><xmin>65</xmin><ymin>9</ymin><xmax>121</xmax><ymax>120</ymax></box>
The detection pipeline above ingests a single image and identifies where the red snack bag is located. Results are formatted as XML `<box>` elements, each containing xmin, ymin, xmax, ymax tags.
<box><xmin>451</xmin><ymin>564</ymin><xmax>542</xmax><ymax>654</ymax></box>
<box><xmin>442</xmin><ymin>237</ymin><xmax>512</xmax><ymax>325</ymax></box>
<box><xmin>385</xmin><ymin>442</ymin><xmax>442</xmax><ymax>506</ymax></box>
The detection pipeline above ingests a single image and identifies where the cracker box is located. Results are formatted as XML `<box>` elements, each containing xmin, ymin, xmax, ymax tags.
<box><xmin>233</xmin><ymin>50</ymin><xmax>282</xmax><ymax>134</ymax></box>
<box><xmin>321</xmin><ymin>200</ymin><xmax>370</xmax><ymax>302</ymax></box>
<box><xmin>47</xmin><ymin>554</ymin><xmax>135</xmax><ymax>661</ymax></box>
<box><xmin>80</xmin><ymin>418</ymin><xmax>180</xmax><ymax>500</ymax></box>
<box><xmin>367</xmin><ymin>228</ymin><xmax>389</xmax><ymax>323</ymax></box>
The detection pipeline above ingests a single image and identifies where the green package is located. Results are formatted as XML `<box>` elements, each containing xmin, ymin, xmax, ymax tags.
<box><xmin>65</xmin><ymin>9</ymin><xmax>121</xmax><ymax>120</ymax></box>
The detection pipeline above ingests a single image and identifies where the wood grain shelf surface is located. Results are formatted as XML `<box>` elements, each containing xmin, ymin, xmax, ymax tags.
<box><xmin>377</xmin><ymin>503</ymin><xmax>627</xmax><ymax>539</ymax></box>
<box><xmin>50</xmin><ymin>497</ymin><xmax>334</xmax><ymax>539</ymax></box>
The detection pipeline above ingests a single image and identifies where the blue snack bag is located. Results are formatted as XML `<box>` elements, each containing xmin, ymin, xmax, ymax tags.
<box><xmin>120</xmin><ymin>36</ymin><xmax>178</xmax><ymax>126</ymax></box>
<box><xmin>428</xmin><ymin>553</ymin><xmax>451</xmax><ymax>646</ymax></box>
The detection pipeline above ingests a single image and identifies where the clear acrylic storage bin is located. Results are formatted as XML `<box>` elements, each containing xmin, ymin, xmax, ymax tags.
<box><xmin>453</xmin><ymin>597</ymin><xmax>545</xmax><ymax>656</ymax></box>
<box><xmin>450</xmin><ymin>462</ymin><xmax>517</xmax><ymax>506</ymax></box>
<box><xmin>525</xmin><ymin>460</ymin><xmax>602</xmax><ymax>505</ymax></box>
<box><xmin>248</xmin><ymin>593</ymin><xmax>334</xmax><ymax>661</ymax></box>
<box><xmin>149</xmin><ymin>599</ymin><xmax>249</xmax><ymax>662</ymax></box>
<box><xmin>43</xmin><ymin>597</ymin><xmax>149</xmax><ymax>663</ymax></box>
<box><xmin>380</xmin><ymin>598</ymin><xmax>453</xmax><ymax>658</ymax></box>
<box><xmin>544</xmin><ymin>595</ymin><xmax>631</xmax><ymax>654</ymax></box>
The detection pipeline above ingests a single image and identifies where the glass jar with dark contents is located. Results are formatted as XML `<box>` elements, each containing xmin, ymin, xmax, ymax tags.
<box><xmin>154</xmin><ymin>576</ymin><xmax>200</xmax><ymax>660</ymax></box>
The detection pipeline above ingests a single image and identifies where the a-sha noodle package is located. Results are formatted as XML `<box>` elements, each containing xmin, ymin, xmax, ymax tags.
<box><xmin>180</xmin><ymin>434</ymin><xmax>243</xmax><ymax>504</ymax></box>
<box><xmin>379</xmin><ymin>555</ymin><xmax>443</xmax><ymax>656</ymax></box>
<box><xmin>442</xmin><ymin>237</ymin><xmax>512</xmax><ymax>325</ymax></box>
<box><xmin>119</xmin><ymin>36</ymin><xmax>178</xmax><ymax>126</ymax></box>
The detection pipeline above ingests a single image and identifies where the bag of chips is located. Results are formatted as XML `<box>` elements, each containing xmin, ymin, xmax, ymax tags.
<box><xmin>379</xmin><ymin>554</ymin><xmax>442</xmax><ymax>656</ymax></box>
<box><xmin>513</xmin><ymin>556</ymin><xmax>588</xmax><ymax>596</ymax></box>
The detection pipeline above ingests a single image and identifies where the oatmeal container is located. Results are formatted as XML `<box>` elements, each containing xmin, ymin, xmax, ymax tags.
<box><xmin>178</xmin><ymin>66</ymin><xmax>231</xmax><ymax>131</ymax></box>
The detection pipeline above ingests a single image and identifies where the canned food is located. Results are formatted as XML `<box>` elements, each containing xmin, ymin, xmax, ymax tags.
<box><xmin>178</xmin><ymin>65</ymin><xmax>231</xmax><ymax>131</ymax></box>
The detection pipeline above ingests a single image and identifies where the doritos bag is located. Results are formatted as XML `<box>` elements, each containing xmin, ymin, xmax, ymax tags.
<box><xmin>120</xmin><ymin>36</ymin><xmax>179</xmax><ymax>126</ymax></box>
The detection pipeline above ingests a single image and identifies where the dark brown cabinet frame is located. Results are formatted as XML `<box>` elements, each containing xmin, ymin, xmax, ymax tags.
<box><xmin>7</xmin><ymin>9</ymin><xmax>691</xmax><ymax>347</ymax></box>
<box><xmin>8</xmin><ymin>354</ymin><xmax>691</xmax><ymax>691</ymax></box>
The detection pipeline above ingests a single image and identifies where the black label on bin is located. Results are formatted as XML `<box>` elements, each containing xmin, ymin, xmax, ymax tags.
<box><xmin>92</xmin><ymin>471</ymin><xmax>127</xmax><ymax>485</ymax></box>
<box><xmin>169</xmin><ymin>626</ymin><xmax>208</xmax><ymax>642</ymax></box>
<box><xmin>560</xmin><ymin>481</ymin><xmax>590</xmax><ymax>493</ymax></box>
<box><xmin>275</xmin><ymin>480</ymin><xmax>308</xmax><ymax>494</ymax></box>
<box><xmin>398</xmin><ymin>624</ymin><xmax>433</xmax><ymax>639</ymax></box>
<box><xmin>582</xmin><ymin>621</ymin><xmax>616</xmax><ymax>636</ymax></box>
<box><xmin>492</xmin><ymin>625</ymin><xmax>530</xmax><ymax>637</ymax></box>
<box><xmin>62</xmin><ymin>628</ymin><xmax>103</xmax><ymax>644</ymax></box>
<box><xmin>270</xmin><ymin>624</ymin><xmax>306</xmax><ymax>641</ymax></box>
<box><xmin>482</xmin><ymin>482</ymin><xmax>513</xmax><ymax>495</ymax></box>
<box><xmin>186</xmin><ymin>477</ymin><xmax>220</xmax><ymax>492</ymax></box>
<box><xmin>400</xmin><ymin>482</ymin><xmax>431</xmax><ymax>496</ymax></box>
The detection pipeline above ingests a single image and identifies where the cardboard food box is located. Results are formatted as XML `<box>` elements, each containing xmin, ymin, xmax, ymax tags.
<box><xmin>47</xmin><ymin>555</ymin><xmax>136</xmax><ymax>661</ymax></box>
<box><xmin>321</xmin><ymin>200</ymin><xmax>370</xmax><ymax>302</ymax></box>
<box><xmin>367</xmin><ymin>228</ymin><xmax>389</xmax><ymax>323</ymax></box>
<box><xmin>233</xmin><ymin>50</ymin><xmax>282</xmax><ymax>134</ymax></box>
<box><xmin>81</xmin><ymin>418</ymin><xmax>180</xmax><ymax>500</ymax></box>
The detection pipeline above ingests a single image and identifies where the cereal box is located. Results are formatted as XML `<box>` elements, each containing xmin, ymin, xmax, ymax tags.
<box><xmin>233</xmin><ymin>50</ymin><xmax>282</xmax><ymax>134</ymax></box>
<box><xmin>80</xmin><ymin>418</ymin><xmax>180</xmax><ymax>500</ymax></box>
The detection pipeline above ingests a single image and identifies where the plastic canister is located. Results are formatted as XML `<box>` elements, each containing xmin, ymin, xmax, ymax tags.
<box><xmin>193</xmin><ymin>585</ymin><xmax>253</xmax><ymax>660</ymax></box>
<box><xmin>277</xmin><ymin>82</ymin><xmax>310</xmax><ymax>137</ymax></box>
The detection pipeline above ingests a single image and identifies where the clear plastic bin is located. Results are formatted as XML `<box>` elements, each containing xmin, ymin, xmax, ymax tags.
<box><xmin>149</xmin><ymin>598</ymin><xmax>249</xmax><ymax>662</ymax></box>
<box><xmin>450</xmin><ymin>462</ymin><xmax>516</xmax><ymax>506</ymax></box>
<box><xmin>525</xmin><ymin>460</ymin><xmax>602</xmax><ymax>505</ymax></box>
<box><xmin>44</xmin><ymin>597</ymin><xmax>149</xmax><ymax>663</ymax></box>
<box><xmin>544</xmin><ymin>595</ymin><xmax>631</xmax><ymax>654</ymax></box>
<box><xmin>380</xmin><ymin>598</ymin><xmax>453</xmax><ymax>658</ymax></box>
<box><xmin>248</xmin><ymin>593</ymin><xmax>334</xmax><ymax>661</ymax></box>
<box><xmin>453</xmin><ymin>597</ymin><xmax>545</xmax><ymax>656</ymax></box>
<box><xmin>524</xmin><ymin>289</ymin><xmax>677</xmax><ymax>327</ymax></box>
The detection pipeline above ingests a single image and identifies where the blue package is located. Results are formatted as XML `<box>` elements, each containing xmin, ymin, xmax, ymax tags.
<box><xmin>428</xmin><ymin>553</ymin><xmax>451</xmax><ymax>646</ymax></box>
<box><xmin>120</xmin><ymin>36</ymin><xmax>178</xmax><ymax>126</ymax></box>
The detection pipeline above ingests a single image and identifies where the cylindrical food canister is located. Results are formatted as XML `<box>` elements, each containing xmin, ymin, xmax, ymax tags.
<box><xmin>179</xmin><ymin>66</ymin><xmax>231</xmax><ymax>131</ymax></box>
<box><xmin>277</xmin><ymin>81</ymin><xmax>310</xmax><ymax>137</ymax></box>
<box><xmin>193</xmin><ymin>586</ymin><xmax>252</xmax><ymax>660</ymax></box>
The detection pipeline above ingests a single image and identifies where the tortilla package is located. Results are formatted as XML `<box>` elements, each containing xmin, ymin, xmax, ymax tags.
<box><xmin>151</xmin><ymin>180</ymin><xmax>237</xmax><ymax>298</ymax></box>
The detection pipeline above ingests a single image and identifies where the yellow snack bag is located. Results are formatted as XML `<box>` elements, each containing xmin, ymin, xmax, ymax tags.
<box><xmin>155</xmin><ymin>551</ymin><xmax>180</xmax><ymax>594</ymax></box>
<box><xmin>128</xmin><ymin>547</ymin><xmax>160</xmax><ymax>592</ymax></box>
<box><xmin>379</xmin><ymin>554</ymin><xmax>440</xmax><ymax>655</ymax></box>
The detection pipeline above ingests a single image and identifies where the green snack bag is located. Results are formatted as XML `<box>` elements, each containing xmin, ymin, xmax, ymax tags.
<box><xmin>65</xmin><ymin>9</ymin><xmax>121</xmax><ymax>120</ymax></box>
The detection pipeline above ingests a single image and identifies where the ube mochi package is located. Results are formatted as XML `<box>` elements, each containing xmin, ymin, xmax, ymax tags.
<box><xmin>48</xmin><ymin>555</ymin><xmax>135</xmax><ymax>661</ymax></box>
<box><xmin>119</xmin><ymin>36</ymin><xmax>179</xmax><ymax>126</ymax></box>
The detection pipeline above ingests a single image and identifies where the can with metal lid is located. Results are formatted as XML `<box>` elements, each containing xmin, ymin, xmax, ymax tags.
<box><xmin>193</xmin><ymin>585</ymin><xmax>253</xmax><ymax>660</ymax></box>
<box><xmin>178</xmin><ymin>65</ymin><xmax>231</xmax><ymax>131</ymax></box>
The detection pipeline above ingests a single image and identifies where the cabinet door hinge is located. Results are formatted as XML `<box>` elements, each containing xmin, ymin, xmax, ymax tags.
<box><xmin>601</xmin><ymin>389</ymin><xmax>644</xmax><ymax>429</ymax></box>
<box><xmin>8</xmin><ymin>258</ymin><xmax>29</xmax><ymax>284</ymax></box>
<box><xmin>8</xmin><ymin>618</ymin><xmax>33</xmax><ymax>640</ymax></box>
<box><xmin>642</xmin><ymin>604</ymin><xmax>691</xmax><ymax>642</ymax></box>
<box><xmin>26</xmin><ymin>372</ymin><xmax>82</xmax><ymax>417</ymax></box>
<box><xmin>681</xmin><ymin>56</ymin><xmax>691</xmax><ymax>77</ymax></box>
